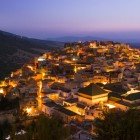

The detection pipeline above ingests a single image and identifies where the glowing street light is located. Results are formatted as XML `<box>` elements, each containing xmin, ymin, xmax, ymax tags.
<box><xmin>26</xmin><ymin>107</ymin><xmax>32</xmax><ymax>114</ymax></box>
<box><xmin>27</xmin><ymin>65</ymin><xmax>34</xmax><ymax>71</ymax></box>
<box><xmin>103</xmin><ymin>82</ymin><xmax>107</xmax><ymax>85</ymax></box>
<box><xmin>0</xmin><ymin>88</ymin><xmax>4</xmax><ymax>94</ymax></box>
<box><xmin>106</xmin><ymin>104</ymin><xmax>115</xmax><ymax>109</ymax></box>
<box><xmin>38</xmin><ymin>57</ymin><xmax>45</xmax><ymax>62</ymax></box>
<box><xmin>74</xmin><ymin>65</ymin><xmax>77</xmax><ymax>73</ymax></box>
<box><xmin>72</xmin><ymin>58</ymin><xmax>76</xmax><ymax>61</ymax></box>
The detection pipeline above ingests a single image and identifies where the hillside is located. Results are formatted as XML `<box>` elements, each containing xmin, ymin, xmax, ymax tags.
<box><xmin>0</xmin><ymin>30</ymin><xmax>64</xmax><ymax>79</ymax></box>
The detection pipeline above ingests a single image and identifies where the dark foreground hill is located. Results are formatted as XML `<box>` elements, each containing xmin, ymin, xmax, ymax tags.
<box><xmin>0</xmin><ymin>30</ymin><xmax>64</xmax><ymax>79</ymax></box>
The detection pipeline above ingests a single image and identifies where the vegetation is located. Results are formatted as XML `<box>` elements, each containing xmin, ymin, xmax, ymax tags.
<box><xmin>0</xmin><ymin>115</ymin><xmax>70</xmax><ymax>140</ymax></box>
<box><xmin>94</xmin><ymin>109</ymin><xmax>140</xmax><ymax>140</ymax></box>
<box><xmin>0</xmin><ymin>120</ymin><xmax>12</xmax><ymax>140</ymax></box>
<box><xmin>22</xmin><ymin>115</ymin><xmax>70</xmax><ymax>140</ymax></box>
<box><xmin>0</xmin><ymin>96</ymin><xmax>19</xmax><ymax>111</ymax></box>
<box><xmin>0</xmin><ymin>30</ymin><xmax>63</xmax><ymax>79</ymax></box>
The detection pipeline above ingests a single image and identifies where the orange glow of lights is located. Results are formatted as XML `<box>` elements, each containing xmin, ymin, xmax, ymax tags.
<box><xmin>103</xmin><ymin>82</ymin><xmax>107</xmax><ymax>85</ymax></box>
<box><xmin>27</xmin><ymin>65</ymin><xmax>34</xmax><ymax>71</ymax></box>
<box><xmin>26</xmin><ymin>107</ymin><xmax>32</xmax><ymax>114</ymax></box>
<box><xmin>106</xmin><ymin>104</ymin><xmax>115</xmax><ymax>109</ymax></box>
<box><xmin>0</xmin><ymin>88</ymin><xmax>4</xmax><ymax>94</ymax></box>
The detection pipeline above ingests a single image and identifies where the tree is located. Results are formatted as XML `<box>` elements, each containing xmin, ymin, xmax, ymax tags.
<box><xmin>5</xmin><ymin>115</ymin><xmax>69</xmax><ymax>140</ymax></box>
<box><xmin>94</xmin><ymin>109</ymin><xmax>140</xmax><ymax>140</ymax></box>
<box><xmin>0</xmin><ymin>96</ymin><xmax>19</xmax><ymax>111</ymax></box>
<box><xmin>0</xmin><ymin>120</ymin><xmax>12</xmax><ymax>139</ymax></box>
<box><xmin>26</xmin><ymin>115</ymin><xmax>70</xmax><ymax>140</ymax></box>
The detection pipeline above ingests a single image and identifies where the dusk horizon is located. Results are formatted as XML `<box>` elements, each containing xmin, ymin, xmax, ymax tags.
<box><xmin>2</xmin><ymin>29</ymin><xmax>140</xmax><ymax>42</ymax></box>
<box><xmin>1</xmin><ymin>0</ymin><xmax>140</xmax><ymax>40</ymax></box>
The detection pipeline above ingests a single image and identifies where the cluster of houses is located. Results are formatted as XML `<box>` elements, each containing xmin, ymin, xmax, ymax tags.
<box><xmin>0</xmin><ymin>40</ymin><xmax>140</xmax><ymax>124</ymax></box>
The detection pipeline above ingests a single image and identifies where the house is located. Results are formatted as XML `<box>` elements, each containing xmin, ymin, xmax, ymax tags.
<box><xmin>41</xmin><ymin>90</ymin><xmax>59</xmax><ymax>101</ymax></box>
<box><xmin>76</xmin><ymin>103</ymin><xmax>87</xmax><ymax>116</ymax></box>
<box><xmin>51</xmin><ymin>82</ymin><xmax>71</xmax><ymax>98</ymax></box>
<box><xmin>20</xmin><ymin>97</ymin><xmax>38</xmax><ymax>109</ymax></box>
<box><xmin>103</xmin><ymin>82</ymin><xmax>127</xmax><ymax>97</ymax></box>
<box><xmin>42</xmin><ymin>101</ymin><xmax>78</xmax><ymax>123</ymax></box>
<box><xmin>93</xmin><ymin>75</ymin><xmax>109</xmax><ymax>84</ymax></box>
<box><xmin>42</xmin><ymin>101</ymin><xmax>57</xmax><ymax>116</ymax></box>
<box><xmin>108</xmin><ymin>88</ymin><xmax>140</xmax><ymax>110</ymax></box>
<box><xmin>77</xmin><ymin>83</ymin><xmax>109</xmax><ymax>105</ymax></box>
<box><xmin>63</xmin><ymin>98</ymin><xmax>78</xmax><ymax>106</ymax></box>
<box><xmin>122</xmin><ymin>90</ymin><xmax>140</xmax><ymax>104</ymax></box>
<box><xmin>54</xmin><ymin>105</ymin><xmax>78</xmax><ymax>123</ymax></box>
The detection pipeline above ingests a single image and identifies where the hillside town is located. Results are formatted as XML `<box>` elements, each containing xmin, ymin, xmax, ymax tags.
<box><xmin>0</xmin><ymin>41</ymin><xmax>140</xmax><ymax>139</ymax></box>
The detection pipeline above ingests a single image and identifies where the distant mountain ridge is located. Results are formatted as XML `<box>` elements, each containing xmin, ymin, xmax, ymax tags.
<box><xmin>0</xmin><ymin>30</ymin><xmax>64</xmax><ymax>79</ymax></box>
<box><xmin>47</xmin><ymin>36</ymin><xmax>105</xmax><ymax>42</ymax></box>
<box><xmin>48</xmin><ymin>35</ymin><xmax>140</xmax><ymax>45</ymax></box>
<box><xmin>48</xmin><ymin>36</ymin><xmax>140</xmax><ymax>48</ymax></box>
<box><xmin>0</xmin><ymin>30</ymin><xmax>64</xmax><ymax>49</ymax></box>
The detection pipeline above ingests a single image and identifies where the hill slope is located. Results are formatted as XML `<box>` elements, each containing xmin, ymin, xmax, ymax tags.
<box><xmin>0</xmin><ymin>30</ymin><xmax>64</xmax><ymax>79</ymax></box>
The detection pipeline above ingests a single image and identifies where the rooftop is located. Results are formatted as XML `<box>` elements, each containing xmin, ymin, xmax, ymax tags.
<box><xmin>44</xmin><ymin>101</ymin><xmax>78</xmax><ymax>116</ymax></box>
<box><xmin>77</xmin><ymin>103</ymin><xmax>87</xmax><ymax>109</ymax></box>
<box><xmin>55</xmin><ymin>106</ymin><xmax>77</xmax><ymax>116</ymax></box>
<box><xmin>78</xmin><ymin>83</ymin><xmax>107</xmax><ymax>96</ymax></box>
<box><xmin>103</xmin><ymin>82</ymin><xmax>127</xmax><ymax>94</ymax></box>
<box><xmin>43</xmin><ymin>101</ymin><xmax>57</xmax><ymax>108</ymax></box>
<box><xmin>64</xmin><ymin>98</ymin><xmax>78</xmax><ymax>104</ymax></box>
<box><xmin>124</xmin><ymin>92</ymin><xmax>140</xmax><ymax>101</ymax></box>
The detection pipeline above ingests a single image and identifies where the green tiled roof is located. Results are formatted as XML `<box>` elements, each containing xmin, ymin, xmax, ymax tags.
<box><xmin>78</xmin><ymin>83</ymin><xmax>107</xmax><ymax>96</ymax></box>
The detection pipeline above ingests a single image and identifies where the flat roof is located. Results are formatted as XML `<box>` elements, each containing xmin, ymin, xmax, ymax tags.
<box><xmin>77</xmin><ymin>103</ymin><xmax>87</xmax><ymax>109</ymax></box>
<box><xmin>64</xmin><ymin>98</ymin><xmax>78</xmax><ymax>104</ymax></box>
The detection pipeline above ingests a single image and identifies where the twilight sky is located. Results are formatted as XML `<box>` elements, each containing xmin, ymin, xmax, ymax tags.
<box><xmin>0</xmin><ymin>0</ymin><xmax>140</xmax><ymax>40</ymax></box>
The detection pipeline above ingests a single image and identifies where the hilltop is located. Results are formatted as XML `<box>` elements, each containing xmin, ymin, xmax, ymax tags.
<box><xmin>0</xmin><ymin>30</ymin><xmax>64</xmax><ymax>79</ymax></box>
